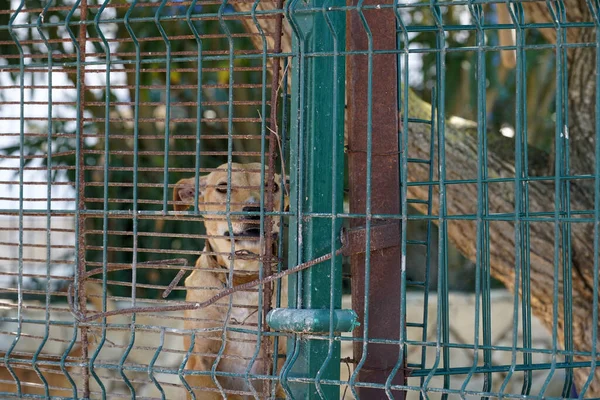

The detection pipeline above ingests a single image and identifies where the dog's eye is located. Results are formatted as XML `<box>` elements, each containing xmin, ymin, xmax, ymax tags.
<box><xmin>216</xmin><ymin>183</ymin><xmax>228</xmax><ymax>194</ymax></box>
<box><xmin>273</xmin><ymin>183</ymin><xmax>279</xmax><ymax>193</ymax></box>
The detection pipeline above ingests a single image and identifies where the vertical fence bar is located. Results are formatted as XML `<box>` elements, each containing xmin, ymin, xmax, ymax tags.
<box><xmin>216</xmin><ymin>2</ymin><xmax>238</xmax><ymax>397</ymax></box>
<box><xmin>156</xmin><ymin>0</ymin><xmax>172</xmax><ymax>214</ymax></box>
<box><xmin>460</xmin><ymin>2</ymin><xmax>486</xmax><ymax>397</ymax></box>
<box><xmin>499</xmin><ymin>0</ymin><xmax>525</xmax><ymax>396</ymax></box>
<box><xmin>34</xmin><ymin>4</ymin><xmax>56</xmax><ymax>397</ymax></box>
<box><xmin>313</xmin><ymin>2</ymin><xmax>343</xmax><ymax>398</ymax></box>
<box><xmin>285</xmin><ymin>1</ymin><xmax>346</xmax><ymax>397</ymax></box>
<box><xmin>554</xmin><ymin>1</ymin><xmax>574</xmax><ymax>396</ymax></box>
<box><xmin>5</xmin><ymin>3</ymin><xmax>26</xmax><ymax>397</ymax></box>
<box><xmin>125</xmin><ymin>0</ymin><xmax>145</xmax><ymax>397</ymax></box>
<box><xmin>91</xmin><ymin>2</ymin><xmax>111</xmax><ymax>398</ymax></box>
<box><xmin>347</xmin><ymin>0</ymin><xmax>403</xmax><ymax>398</ymax></box>
<box><xmin>581</xmin><ymin>0</ymin><xmax>600</xmax><ymax>396</ymax></box>
<box><xmin>539</xmin><ymin>0</ymin><xmax>567</xmax><ymax>395</ymax></box>
<box><xmin>422</xmin><ymin>1</ymin><xmax>449</xmax><ymax>398</ymax></box>
<box><xmin>63</xmin><ymin>0</ymin><xmax>90</xmax><ymax>395</ymax></box>
<box><xmin>271</xmin><ymin>57</ymin><xmax>290</xmax><ymax>399</ymax></box>
<box><xmin>506</xmin><ymin>3</ymin><xmax>534</xmax><ymax>396</ymax></box>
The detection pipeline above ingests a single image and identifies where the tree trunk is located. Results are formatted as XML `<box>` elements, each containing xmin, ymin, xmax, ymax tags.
<box><xmin>233</xmin><ymin>0</ymin><xmax>600</xmax><ymax>395</ymax></box>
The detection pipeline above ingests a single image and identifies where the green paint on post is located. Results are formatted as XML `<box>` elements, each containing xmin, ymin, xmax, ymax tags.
<box><xmin>285</xmin><ymin>0</ymin><xmax>346</xmax><ymax>397</ymax></box>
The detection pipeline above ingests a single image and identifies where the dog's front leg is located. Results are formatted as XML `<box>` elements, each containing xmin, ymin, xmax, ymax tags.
<box><xmin>183</xmin><ymin>267</ymin><xmax>231</xmax><ymax>400</ymax></box>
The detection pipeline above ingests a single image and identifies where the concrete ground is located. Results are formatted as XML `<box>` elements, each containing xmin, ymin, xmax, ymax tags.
<box><xmin>339</xmin><ymin>291</ymin><xmax>567</xmax><ymax>399</ymax></box>
<box><xmin>0</xmin><ymin>216</ymin><xmax>569</xmax><ymax>398</ymax></box>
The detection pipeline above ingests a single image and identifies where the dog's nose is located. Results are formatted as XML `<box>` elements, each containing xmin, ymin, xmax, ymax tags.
<box><xmin>242</xmin><ymin>206</ymin><xmax>261</xmax><ymax>220</ymax></box>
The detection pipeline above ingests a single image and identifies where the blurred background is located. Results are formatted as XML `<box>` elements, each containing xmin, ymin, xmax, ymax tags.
<box><xmin>0</xmin><ymin>1</ymin><xmax>566</xmax><ymax>396</ymax></box>
<box><xmin>1</xmin><ymin>0</ymin><xmax>557</xmax><ymax>299</ymax></box>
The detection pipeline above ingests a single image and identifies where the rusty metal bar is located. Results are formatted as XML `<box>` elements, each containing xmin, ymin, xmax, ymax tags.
<box><xmin>346</xmin><ymin>0</ymin><xmax>405</xmax><ymax>397</ymax></box>
<box><xmin>75</xmin><ymin>0</ymin><xmax>91</xmax><ymax>396</ymax></box>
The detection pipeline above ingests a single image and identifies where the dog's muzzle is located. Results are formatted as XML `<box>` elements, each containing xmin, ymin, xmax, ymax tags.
<box><xmin>223</xmin><ymin>205</ymin><xmax>280</xmax><ymax>241</ymax></box>
<box><xmin>224</xmin><ymin>224</ymin><xmax>279</xmax><ymax>241</ymax></box>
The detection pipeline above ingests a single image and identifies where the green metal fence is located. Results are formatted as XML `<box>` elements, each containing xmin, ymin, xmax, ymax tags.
<box><xmin>0</xmin><ymin>0</ymin><xmax>599</xmax><ymax>398</ymax></box>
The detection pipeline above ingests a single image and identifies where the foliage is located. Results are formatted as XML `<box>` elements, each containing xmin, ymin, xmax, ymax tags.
<box><xmin>408</xmin><ymin>4</ymin><xmax>556</xmax><ymax>152</ymax></box>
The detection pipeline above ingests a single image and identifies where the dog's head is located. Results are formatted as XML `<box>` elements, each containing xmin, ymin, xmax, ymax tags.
<box><xmin>173</xmin><ymin>162</ymin><xmax>289</xmax><ymax>271</ymax></box>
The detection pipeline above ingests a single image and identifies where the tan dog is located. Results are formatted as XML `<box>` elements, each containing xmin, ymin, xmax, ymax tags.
<box><xmin>173</xmin><ymin>162</ymin><xmax>288</xmax><ymax>399</ymax></box>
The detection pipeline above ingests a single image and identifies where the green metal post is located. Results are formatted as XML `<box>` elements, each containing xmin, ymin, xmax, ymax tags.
<box><xmin>284</xmin><ymin>0</ymin><xmax>346</xmax><ymax>398</ymax></box>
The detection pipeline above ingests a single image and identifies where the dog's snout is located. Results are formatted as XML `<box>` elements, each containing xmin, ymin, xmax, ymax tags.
<box><xmin>242</xmin><ymin>205</ymin><xmax>262</xmax><ymax>220</ymax></box>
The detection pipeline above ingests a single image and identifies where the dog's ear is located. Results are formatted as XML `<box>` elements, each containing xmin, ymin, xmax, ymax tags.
<box><xmin>173</xmin><ymin>177</ymin><xmax>207</xmax><ymax>211</ymax></box>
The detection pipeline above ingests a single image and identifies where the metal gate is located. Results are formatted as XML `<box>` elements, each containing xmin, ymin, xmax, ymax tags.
<box><xmin>1</xmin><ymin>0</ymin><xmax>599</xmax><ymax>398</ymax></box>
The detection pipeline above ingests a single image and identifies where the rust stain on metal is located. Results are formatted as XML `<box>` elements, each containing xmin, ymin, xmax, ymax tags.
<box><xmin>346</xmin><ymin>0</ymin><xmax>405</xmax><ymax>396</ymax></box>
<box><xmin>342</xmin><ymin>223</ymin><xmax>401</xmax><ymax>257</ymax></box>
<box><xmin>76</xmin><ymin>0</ymin><xmax>90</xmax><ymax>396</ymax></box>
<box><xmin>70</xmin><ymin>225</ymin><xmax>399</xmax><ymax>323</ymax></box>
<box><xmin>68</xmin><ymin>240</ymin><xmax>348</xmax><ymax>322</ymax></box>
<box><xmin>247</xmin><ymin>1</ymin><xmax>287</xmax><ymax>393</ymax></box>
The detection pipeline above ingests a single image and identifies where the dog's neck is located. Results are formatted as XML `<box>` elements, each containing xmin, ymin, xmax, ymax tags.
<box><xmin>204</xmin><ymin>239</ymin><xmax>260</xmax><ymax>286</ymax></box>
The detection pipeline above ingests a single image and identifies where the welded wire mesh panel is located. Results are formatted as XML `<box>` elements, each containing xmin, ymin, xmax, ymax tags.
<box><xmin>0</xmin><ymin>0</ymin><xmax>292</xmax><ymax>397</ymax></box>
<box><xmin>392</xmin><ymin>0</ymin><xmax>600</xmax><ymax>398</ymax></box>
<box><xmin>1</xmin><ymin>0</ymin><xmax>600</xmax><ymax>399</ymax></box>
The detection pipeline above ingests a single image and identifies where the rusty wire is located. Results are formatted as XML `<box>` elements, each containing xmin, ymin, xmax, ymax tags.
<box><xmin>67</xmin><ymin>232</ymin><xmax>348</xmax><ymax>323</ymax></box>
